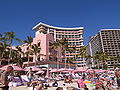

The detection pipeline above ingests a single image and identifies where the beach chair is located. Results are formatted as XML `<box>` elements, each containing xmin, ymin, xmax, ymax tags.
<box><xmin>9</xmin><ymin>77</ymin><xmax>22</xmax><ymax>87</ymax></box>
<box><xmin>75</xmin><ymin>73</ymin><xmax>80</xmax><ymax>78</ymax></box>
<box><xmin>72</xmin><ymin>73</ymin><xmax>77</xmax><ymax>79</ymax></box>
<box><xmin>21</xmin><ymin>75</ymin><xmax>30</xmax><ymax>82</ymax></box>
<box><xmin>20</xmin><ymin>75</ymin><xmax>30</xmax><ymax>86</ymax></box>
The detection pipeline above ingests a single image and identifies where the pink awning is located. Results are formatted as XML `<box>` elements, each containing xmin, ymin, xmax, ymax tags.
<box><xmin>0</xmin><ymin>64</ymin><xmax>24</xmax><ymax>71</ymax></box>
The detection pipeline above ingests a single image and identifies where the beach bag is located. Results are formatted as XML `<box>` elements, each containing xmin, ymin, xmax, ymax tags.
<box><xmin>52</xmin><ymin>81</ymin><xmax>58</xmax><ymax>87</ymax></box>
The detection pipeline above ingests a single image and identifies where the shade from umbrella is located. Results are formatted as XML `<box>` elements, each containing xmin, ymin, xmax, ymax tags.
<box><xmin>0</xmin><ymin>64</ymin><xmax>24</xmax><ymax>71</ymax></box>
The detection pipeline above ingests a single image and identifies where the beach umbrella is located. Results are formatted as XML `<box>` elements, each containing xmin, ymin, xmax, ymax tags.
<box><xmin>0</xmin><ymin>64</ymin><xmax>24</xmax><ymax>71</ymax></box>
<box><xmin>36</xmin><ymin>70</ymin><xmax>44</xmax><ymax>74</ymax></box>
<box><xmin>86</xmin><ymin>69</ymin><xmax>95</xmax><ymax>73</ymax></box>
<box><xmin>59</xmin><ymin>68</ymin><xmax>68</xmax><ymax>71</ymax></box>
<box><xmin>58</xmin><ymin>68</ymin><xmax>74</xmax><ymax>72</ymax></box>
<box><xmin>76</xmin><ymin>67</ymin><xmax>88</xmax><ymax>70</ymax></box>
<box><xmin>24</xmin><ymin>67</ymin><xmax>41</xmax><ymax>71</ymax></box>
<box><xmin>74</xmin><ymin>67</ymin><xmax>88</xmax><ymax>72</ymax></box>
<box><xmin>73</xmin><ymin>69</ymin><xmax>87</xmax><ymax>73</ymax></box>
<box><xmin>95</xmin><ymin>69</ymin><xmax>108</xmax><ymax>72</ymax></box>
<box><xmin>50</xmin><ymin>69</ymin><xmax>59</xmax><ymax>72</ymax></box>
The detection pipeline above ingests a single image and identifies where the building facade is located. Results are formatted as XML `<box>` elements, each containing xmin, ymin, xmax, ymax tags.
<box><xmin>86</xmin><ymin>29</ymin><xmax>120</xmax><ymax>68</ymax></box>
<box><xmin>32</xmin><ymin>22</ymin><xmax>85</xmax><ymax>67</ymax></box>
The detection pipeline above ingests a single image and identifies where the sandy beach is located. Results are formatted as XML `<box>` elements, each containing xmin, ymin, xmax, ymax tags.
<box><xmin>9</xmin><ymin>80</ymin><xmax>95</xmax><ymax>90</ymax></box>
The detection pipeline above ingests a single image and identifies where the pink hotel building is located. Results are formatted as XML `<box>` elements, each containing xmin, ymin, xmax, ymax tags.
<box><xmin>22</xmin><ymin>22</ymin><xmax>85</xmax><ymax>68</ymax></box>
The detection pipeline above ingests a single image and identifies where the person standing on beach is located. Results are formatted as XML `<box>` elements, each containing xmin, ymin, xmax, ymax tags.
<box><xmin>0</xmin><ymin>66</ymin><xmax>14</xmax><ymax>90</ymax></box>
<box><xmin>115</xmin><ymin>68</ymin><xmax>120</xmax><ymax>89</ymax></box>
<box><xmin>27</xmin><ymin>68</ymin><xmax>34</xmax><ymax>82</ymax></box>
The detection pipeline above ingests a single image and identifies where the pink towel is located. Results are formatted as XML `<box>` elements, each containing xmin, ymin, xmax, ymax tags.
<box><xmin>77</xmin><ymin>79</ymin><xmax>85</xmax><ymax>88</ymax></box>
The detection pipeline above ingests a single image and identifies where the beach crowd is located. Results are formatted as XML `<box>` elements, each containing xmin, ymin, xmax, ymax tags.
<box><xmin>0</xmin><ymin>66</ymin><xmax>120</xmax><ymax>90</ymax></box>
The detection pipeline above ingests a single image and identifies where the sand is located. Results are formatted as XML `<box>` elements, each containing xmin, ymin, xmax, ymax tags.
<box><xmin>9</xmin><ymin>80</ymin><xmax>95</xmax><ymax>90</ymax></box>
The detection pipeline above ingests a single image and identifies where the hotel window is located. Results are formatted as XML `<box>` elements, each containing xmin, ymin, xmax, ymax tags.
<box><xmin>38</xmin><ymin>42</ymin><xmax>41</xmax><ymax>47</ymax></box>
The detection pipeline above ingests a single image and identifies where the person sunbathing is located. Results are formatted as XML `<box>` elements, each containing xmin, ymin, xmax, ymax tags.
<box><xmin>30</xmin><ymin>80</ymin><xmax>44</xmax><ymax>90</ymax></box>
<box><xmin>64</xmin><ymin>76</ymin><xmax>72</xmax><ymax>83</ymax></box>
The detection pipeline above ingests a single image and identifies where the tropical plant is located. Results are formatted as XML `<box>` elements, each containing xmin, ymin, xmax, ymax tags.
<box><xmin>66</xmin><ymin>46</ymin><xmax>75</xmax><ymax>68</ymax></box>
<box><xmin>15</xmin><ymin>46</ymin><xmax>25</xmax><ymax>67</ymax></box>
<box><xmin>58</xmin><ymin>38</ymin><xmax>69</xmax><ymax>68</ymax></box>
<box><xmin>50</xmin><ymin>40</ymin><xmax>61</xmax><ymax>69</ymax></box>
<box><xmin>3</xmin><ymin>32</ymin><xmax>22</xmax><ymax>64</ymax></box>
<box><xmin>77</xmin><ymin>46</ymin><xmax>87</xmax><ymax>67</ymax></box>
<box><xmin>50</xmin><ymin>38</ymin><xmax>69</xmax><ymax>68</ymax></box>
<box><xmin>93</xmin><ymin>51</ymin><xmax>109</xmax><ymax>69</ymax></box>
<box><xmin>31</xmin><ymin>44</ymin><xmax>41</xmax><ymax>65</ymax></box>
<box><xmin>24</xmin><ymin>36</ymin><xmax>33</xmax><ymax>66</ymax></box>
<box><xmin>85</xmin><ymin>54</ymin><xmax>93</xmax><ymax>68</ymax></box>
<box><xmin>0</xmin><ymin>33</ymin><xmax>9</xmax><ymax>65</ymax></box>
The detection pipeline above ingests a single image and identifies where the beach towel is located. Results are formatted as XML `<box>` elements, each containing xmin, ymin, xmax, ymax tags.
<box><xmin>77</xmin><ymin>79</ymin><xmax>85</xmax><ymax>88</ymax></box>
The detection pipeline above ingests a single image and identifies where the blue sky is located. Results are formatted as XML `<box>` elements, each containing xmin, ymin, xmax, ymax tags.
<box><xmin>0</xmin><ymin>0</ymin><xmax>120</xmax><ymax>45</ymax></box>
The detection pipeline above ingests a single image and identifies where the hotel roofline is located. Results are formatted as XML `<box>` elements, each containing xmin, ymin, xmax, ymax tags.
<box><xmin>87</xmin><ymin>29</ymin><xmax>120</xmax><ymax>43</ymax></box>
<box><xmin>100</xmin><ymin>29</ymin><xmax>120</xmax><ymax>31</ymax></box>
<box><xmin>32</xmin><ymin>22</ymin><xmax>84</xmax><ymax>30</ymax></box>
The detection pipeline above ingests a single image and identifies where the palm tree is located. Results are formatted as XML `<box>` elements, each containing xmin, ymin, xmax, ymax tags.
<box><xmin>24</xmin><ymin>36</ymin><xmax>33</xmax><ymax>66</ymax></box>
<box><xmin>94</xmin><ymin>52</ymin><xmax>101</xmax><ymax>69</ymax></box>
<box><xmin>109</xmin><ymin>56</ymin><xmax>120</xmax><ymax>69</ymax></box>
<box><xmin>71</xmin><ymin>46</ymin><xmax>78</xmax><ymax>68</ymax></box>
<box><xmin>58</xmin><ymin>38</ymin><xmax>69</xmax><ymax>68</ymax></box>
<box><xmin>0</xmin><ymin>42</ymin><xmax>9</xmax><ymax>65</ymax></box>
<box><xmin>85</xmin><ymin>54</ymin><xmax>93</xmax><ymax>68</ymax></box>
<box><xmin>16</xmin><ymin>46</ymin><xmax>24</xmax><ymax>58</ymax></box>
<box><xmin>50</xmin><ymin>38</ymin><xmax>69</xmax><ymax>68</ymax></box>
<box><xmin>94</xmin><ymin>51</ymin><xmax>109</xmax><ymax>69</ymax></box>
<box><xmin>77</xmin><ymin>46</ymin><xmax>87</xmax><ymax>67</ymax></box>
<box><xmin>50</xmin><ymin>41</ymin><xmax>61</xmax><ymax>69</ymax></box>
<box><xmin>3</xmin><ymin>32</ymin><xmax>22</xmax><ymax>64</ymax></box>
<box><xmin>66</xmin><ymin>46</ymin><xmax>75</xmax><ymax>68</ymax></box>
<box><xmin>0</xmin><ymin>33</ymin><xmax>10</xmax><ymax>65</ymax></box>
<box><xmin>15</xmin><ymin>46</ymin><xmax>25</xmax><ymax>67</ymax></box>
<box><xmin>31</xmin><ymin>44</ymin><xmax>41</xmax><ymax>65</ymax></box>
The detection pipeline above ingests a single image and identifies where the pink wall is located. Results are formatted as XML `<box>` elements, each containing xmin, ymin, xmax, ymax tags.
<box><xmin>32</xmin><ymin>33</ymin><xmax>55</xmax><ymax>62</ymax></box>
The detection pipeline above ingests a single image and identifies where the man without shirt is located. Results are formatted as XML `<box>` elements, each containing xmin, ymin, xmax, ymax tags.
<box><xmin>0</xmin><ymin>66</ymin><xmax>14</xmax><ymax>90</ymax></box>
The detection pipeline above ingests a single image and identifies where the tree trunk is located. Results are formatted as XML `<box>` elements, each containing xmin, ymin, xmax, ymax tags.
<box><xmin>27</xmin><ymin>54</ymin><xmax>30</xmax><ymax>66</ymax></box>
<box><xmin>57</xmin><ymin>51</ymin><xmax>59</xmax><ymax>69</ymax></box>
<box><xmin>8</xmin><ymin>47</ymin><xmax>12</xmax><ymax>64</ymax></box>
<box><xmin>0</xmin><ymin>60</ymin><xmax>2</xmax><ymax>66</ymax></box>
<box><xmin>34</xmin><ymin>54</ymin><xmax>37</xmax><ymax>66</ymax></box>
<box><xmin>65</xmin><ymin>50</ymin><xmax>67</xmax><ymax>68</ymax></box>
<box><xmin>97</xmin><ymin>61</ymin><xmax>100</xmax><ymax>69</ymax></box>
